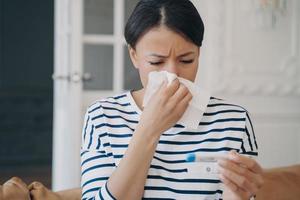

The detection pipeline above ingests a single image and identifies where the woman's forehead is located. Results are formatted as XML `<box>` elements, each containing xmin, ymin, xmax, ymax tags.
<box><xmin>135</xmin><ymin>26</ymin><xmax>198</xmax><ymax>56</ymax></box>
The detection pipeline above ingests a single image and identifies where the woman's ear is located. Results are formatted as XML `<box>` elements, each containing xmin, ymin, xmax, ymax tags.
<box><xmin>128</xmin><ymin>45</ymin><xmax>139</xmax><ymax>69</ymax></box>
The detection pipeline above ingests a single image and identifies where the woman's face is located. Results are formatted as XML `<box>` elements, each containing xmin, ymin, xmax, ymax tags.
<box><xmin>129</xmin><ymin>25</ymin><xmax>200</xmax><ymax>88</ymax></box>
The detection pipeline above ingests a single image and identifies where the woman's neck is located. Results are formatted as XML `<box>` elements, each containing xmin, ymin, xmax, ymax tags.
<box><xmin>131</xmin><ymin>88</ymin><xmax>145</xmax><ymax>111</ymax></box>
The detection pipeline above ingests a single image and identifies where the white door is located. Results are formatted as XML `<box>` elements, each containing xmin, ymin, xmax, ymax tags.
<box><xmin>53</xmin><ymin>0</ymin><xmax>141</xmax><ymax>191</ymax></box>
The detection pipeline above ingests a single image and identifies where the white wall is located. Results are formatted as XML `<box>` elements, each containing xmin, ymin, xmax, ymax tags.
<box><xmin>193</xmin><ymin>0</ymin><xmax>300</xmax><ymax>168</ymax></box>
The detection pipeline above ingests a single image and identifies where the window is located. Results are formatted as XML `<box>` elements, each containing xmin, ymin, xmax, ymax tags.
<box><xmin>82</xmin><ymin>0</ymin><xmax>142</xmax><ymax>93</ymax></box>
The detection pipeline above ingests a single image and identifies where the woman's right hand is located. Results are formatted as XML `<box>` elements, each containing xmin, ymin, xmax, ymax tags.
<box><xmin>138</xmin><ymin>78</ymin><xmax>192</xmax><ymax>137</ymax></box>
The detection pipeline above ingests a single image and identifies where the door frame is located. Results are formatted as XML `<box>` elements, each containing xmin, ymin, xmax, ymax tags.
<box><xmin>52</xmin><ymin>0</ymin><xmax>83</xmax><ymax>190</ymax></box>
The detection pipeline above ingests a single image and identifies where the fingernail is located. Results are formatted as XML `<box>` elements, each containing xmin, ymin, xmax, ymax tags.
<box><xmin>33</xmin><ymin>182</ymin><xmax>42</xmax><ymax>188</ymax></box>
<box><xmin>217</xmin><ymin>159</ymin><xmax>224</xmax><ymax>166</ymax></box>
<box><xmin>11</xmin><ymin>177</ymin><xmax>22</xmax><ymax>182</ymax></box>
<box><xmin>230</xmin><ymin>150</ymin><xmax>237</xmax><ymax>154</ymax></box>
<box><xmin>229</xmin><ymin>151</ymin><xmax>237</xmax><ymax>159</ymax></box>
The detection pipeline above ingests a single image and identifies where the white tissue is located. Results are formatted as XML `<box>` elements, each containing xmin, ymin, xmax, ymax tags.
<box><xmin>143</xmin><ymin>71</ymin><xmax>211</xmax><ymax>129</ymax></box>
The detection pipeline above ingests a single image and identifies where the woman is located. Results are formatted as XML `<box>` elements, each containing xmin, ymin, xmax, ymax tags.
<box><xmin>81</xmin><ymin>0</ymin><xmax>263</xmax><ymax>199</ymax></box>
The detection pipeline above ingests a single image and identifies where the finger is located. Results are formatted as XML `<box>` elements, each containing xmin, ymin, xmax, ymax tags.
<box><xmin>177</xmin><ymin>91</ymin><xmax>192</xmax><ymax>110</ymax></box>
<box><xmin>218</xmin><ymin>158</ymin><xmax>264</xmax><ymax>190</ymax></box>
<box><xmin>147</xmin><ymin>80</ymin><xmax>168</xmax><ymax>105</ymax></box>
<box><xmin>164</xmin><ymin>78</ymin><xmax>180</xmax><ymax>98</ymax></box>
<box><xmin>219</xmin><ymin>174</ymin><xmax>238</xmax><ymax>192</ymax></box>
<box><xmin>28</xmin><ymin>181</ymin><xmax>44</xmax><ymax>191</ymax></box>
<box><xmin>170</xmin><ymin>84</ymin><xmax>189</xmax><ymax>103</ymax></box>
<box><xmin>4</xmin><ymin>177</ymin><xmax>28</xmax><ymax>194</ymax></box>
<box><xmin>228</xmin><ymin>151</ymin><xmax>263</xmax><ymax>174</ymax></box>
<box><xmin>226</xmin><ymin>151</ymin><xmax>264</xmax><ymax>188</ymax></box>
<box><xmin>30</xmin><ymin>189</ymin><xmax>42</xmax><ymax>200</ymax></box>
<box><xmin>8</xmin><ymin>177</ymin><xmax>27</xmax><ymax>189</ymax></box>
<box><xmin>219</xmin><ymin>165</ymin><xmax>259</xmax><ymax>195</ymax></box>
<box><xmin>156</xmin><ymin>79</ymin><xmax>168</xmax><ymax>93</ymax></box>
<box><xmin>29</xmin><ymin>183</ymin><xmax>48</xmax><ymax>200</ymax></box>
<box><xmin>181</xmin><ymin>91</ymin><xmax>193</xmax><ymax>104</ymax></box>
<box><xmin>220</xmin><ymin>174</ymin><xmax>251</xmax><ymax>198</ymax></box>
<box><xmin>175</xmin><ymin>92</ymin><xmax>192</xmax><ymax>115</ymax></box>
<box><xmin>218</xmin><ymin>158</ymin><xmax>258</xmax><ymax>182</ymax></box>
<box><xmin>218</xmin><ymin>158</ymin><xmax>247</xmax><ymax>176</ymax></box>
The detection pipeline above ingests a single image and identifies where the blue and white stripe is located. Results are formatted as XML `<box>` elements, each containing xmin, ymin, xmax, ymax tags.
<box><xmin>81</xmin><ymin>92</ymin><xmax>258</xmax><ymax>200</ymax></box>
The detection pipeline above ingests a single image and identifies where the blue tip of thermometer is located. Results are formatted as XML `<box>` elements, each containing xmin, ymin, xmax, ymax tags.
<box><xmin>186</xmin><ymin>153</ymin><xmax>225</xmax><ymax>163</ymax></box>
<box><xmin>186</xmin><ymin>153</ymin><xmax>196</xmax><ymax>162</ymax></box>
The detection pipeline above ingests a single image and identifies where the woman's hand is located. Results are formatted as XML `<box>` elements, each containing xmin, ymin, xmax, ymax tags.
<box><xmin>0</xmin><ymin>177</ymin><xmax>31</xmax><ymax>200</ymax></box>
<box><xmin>139</xmin><ymin>78</ymin><xmax>192</xmax><ymax>136</ymax></box>
<box><xmin>28</xmin><ymin>182</ymin><xmax>62</xmax><ymax>200</ymax></box>
<box><xmin>218</xmin><ymin>151</ymin><xmax>264</xmax><ymax>200</ymax></box>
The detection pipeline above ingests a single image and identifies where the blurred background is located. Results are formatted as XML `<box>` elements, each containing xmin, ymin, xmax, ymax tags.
<box><xmin>0</xmin><ymin>0</ymin><xmax>299</xmax><ymax>191</ymax></box>
<box><xmin>0</xmin><ymin>0</ymin><xmax>54</xmax><ymax>188</ymax></box>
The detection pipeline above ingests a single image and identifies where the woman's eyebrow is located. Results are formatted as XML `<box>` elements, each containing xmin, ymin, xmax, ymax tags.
<box><xmin>147</xmin><ymin>51</ymin><xmax>195</xmax><ymax>58</ymax></box>
<box><xmin>178</xmin><ymin>51</ymin><xmax>195</xmax><ymax>57</ymax></box>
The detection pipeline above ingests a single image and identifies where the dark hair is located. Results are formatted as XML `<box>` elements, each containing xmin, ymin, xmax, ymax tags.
<box><xmin>124</xmin><ymin>0</ymin><xmax>204</xmax><ymax>49</ymax></box>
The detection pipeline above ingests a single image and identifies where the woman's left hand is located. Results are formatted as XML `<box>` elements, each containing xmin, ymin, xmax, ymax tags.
<box><xmin>218</xmin><ymin>150</ymin><xmax>264</xmax><ymax>200</ymax></box>
<box><xmin>29</xmin><ymin>182</ymin><xmax>62</xmax><ymax>200</ymax></box>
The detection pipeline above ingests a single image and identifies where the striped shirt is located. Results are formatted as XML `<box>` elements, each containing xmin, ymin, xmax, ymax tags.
<box><xmin>81</xmin><ymin>91</ymin><xmax>258</xmax><ymax>200</ymax></box>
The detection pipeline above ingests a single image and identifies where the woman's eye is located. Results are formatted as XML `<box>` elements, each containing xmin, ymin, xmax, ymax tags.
<box><xmin>148</xmin><ymin>60</ymin><xmax>194</xmax><ymax>65</ymax></box>
<box><xmin>149</xmin><ymin>61</ymin><xmax>163</xmax><ymax>65</ymax></box>
<box><xmin>181</xmin><ymin>60</ymin><xmax>194</xmax><ymax>64</ymax></box>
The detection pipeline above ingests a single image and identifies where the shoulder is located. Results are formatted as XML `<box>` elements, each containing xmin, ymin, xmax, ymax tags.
<box><xmin>206</xmin><ymin>96</ymin><xmax>249</xmax><ymax>115</ymax></box>
<box><xmin>85</xmin><ymin>92</ymin><xmax>132</xmax><ymax>117</ymax></box>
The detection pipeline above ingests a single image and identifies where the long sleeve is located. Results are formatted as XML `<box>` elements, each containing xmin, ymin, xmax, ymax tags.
<box><xmin>240</xmin><ymin>111</ymin><xmax>258</xmax><ymax>157</ymax></box>
<box><xmin>81</xmin><ymin>104</ymin><xmax>116</xmax><ymax>200</ymax></box>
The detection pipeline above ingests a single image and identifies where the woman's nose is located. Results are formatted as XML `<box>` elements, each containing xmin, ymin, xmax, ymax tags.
<box><xmin>163</xmin><ymin>63</ymin><xmax>179</xmax><ymax>75</ymax></box>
